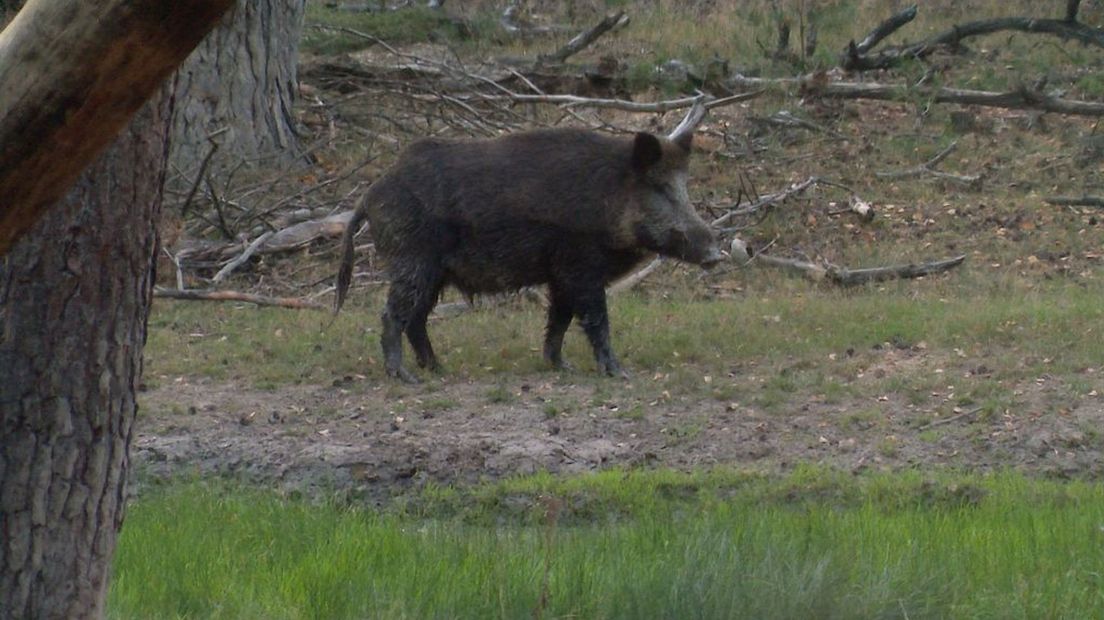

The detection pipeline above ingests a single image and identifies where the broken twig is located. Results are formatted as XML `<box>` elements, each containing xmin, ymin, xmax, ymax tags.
<box><xmin>875</xmin><ymin>141</ymin><xmax>982</xmax><ymax>188</ymax></box>
<box><xmin>917</xmin><ymin>406</ymin><xmax>983</xmax><ymax>431</ymax></box>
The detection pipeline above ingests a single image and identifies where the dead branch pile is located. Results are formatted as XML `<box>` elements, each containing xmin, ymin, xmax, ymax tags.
<box><xmin>160</xmin><ymin>1</ymin><xmax>1104</xmax><ymax>307</ymax></box>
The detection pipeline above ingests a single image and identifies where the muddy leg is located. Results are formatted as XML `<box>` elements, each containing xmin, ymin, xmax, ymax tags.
<box><xmin>380</xmin><ymin>303</ymin><xmax>419</xmax><ymax>383</ymax></box>
<box><xmin>574</xmin><ymin>288</ymin><xmax>627</xmax><ymax>378</ymax></box>
<box><xmin>380</xmin><ymin>271</ymin><xmax>440</xmax><ymax>383</ymax></box>
<box><xmin>406</xmin><ymin>285</ymin><xmax>443</xmax><ymax>372</ymax></box>
<box><xmin>543</xmin><ymin>286</ymin><xmax>574</xmax><ymax>370</ymax></box>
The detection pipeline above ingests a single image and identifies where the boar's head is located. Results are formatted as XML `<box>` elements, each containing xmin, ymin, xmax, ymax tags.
<box><xmin>625</xmin><ymin>128</ymin><xmax>724</xmax><ymax>268</ymax></box>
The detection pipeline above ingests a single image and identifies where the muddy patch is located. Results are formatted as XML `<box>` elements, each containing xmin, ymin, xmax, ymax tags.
<box><xmin>134</xmin><ymin>365</ymin><xmax>1104</xmax><ymax>503</ymax></box>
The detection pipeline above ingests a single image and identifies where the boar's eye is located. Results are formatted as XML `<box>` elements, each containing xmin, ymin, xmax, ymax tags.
<box><xmin>648</xmin><ymin>180</ymin><xmax>675</xmax><ymax>202</ymax></box>
<box><xmin>655</xmin><ymin>181</ymin><xmax>682</xmax><ymax>203</ymax></box>
<box><xmin>632</xmin><ymin>133</ymin><xmax>664</xmax><ymax>171</ymax></box>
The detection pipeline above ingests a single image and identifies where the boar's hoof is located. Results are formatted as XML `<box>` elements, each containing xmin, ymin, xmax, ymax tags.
<box><xmin>388</xmin><ymin>366</ymin><xmax>421</xmax><ymax>384</ymax></box>
<box><xmin>599</xmin><ymin>359</ymin><xmax>630</xmax><ymax>380</ymax></box>
<box><xmin>418</xmin><ymin>358</ymin><xmax>443</xmax><ymax>372</ymax></box>
<box><xmin>548</xmin><ymin>359</ymin><xmax>575</xmax><ymax>372</ymax></box>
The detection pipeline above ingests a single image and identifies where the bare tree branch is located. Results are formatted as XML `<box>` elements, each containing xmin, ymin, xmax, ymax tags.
<box><xmin>842</xmin><ymin>6</ymin><xmax>1104</xmax><ymax>71</ymax></box>
<box><xmin>875</xmin><ymin>141</ymin><xmax>982</xmax><ymax>187</ymax></box>
<box><xmin>851</xmin><ymin>4</ymin><xmax>917</xmax><ymax>55</ymax></box>
<box><xmin>711</xmin><ymin>176</ymin><xmax>822</xmax><ymax>228</ymax></box>
<box><xmin>211</xmin><ymin>231</ymin><xmax>274</xmax><ymax>283</ymax></box>
<box><xmin>537</xmin><ymin>10</ymin><xmax>628</xmax><ymax>65</ymax></box>
<box><xmin>608</xmin><ymin>257</ymin><xmax>665</xmax><ymax>295</ymax></box>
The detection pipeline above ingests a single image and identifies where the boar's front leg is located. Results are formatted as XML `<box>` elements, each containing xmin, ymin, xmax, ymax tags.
<box><xmin>554</xmin><ymin>280</ymin><xmax>626</xmax><ymax>379</ymax></box>
<box><xmin>543</xmin><ymin>286</ymin><xmax>574</xmax><ymax>371</ymax></box>
<box><xmin>577</xmin><ymin>290</ymin><xmax>626</xmax><ymax>378</ymax></box>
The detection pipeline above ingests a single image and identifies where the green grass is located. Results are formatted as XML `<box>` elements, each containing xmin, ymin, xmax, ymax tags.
<box><xmin>146</xmin><ymin>276</ymin><xmax>1104</xmax><ymax>390</ymax></box>
<box><xmin>302</xmin><ymin>4</ymin><xmax>477</xmax><ymax>55</ymax></box>
<box><xmin>110</xmin><ymin>469</ymin><xmax>1104</xmax><ymax>619</ymax></box>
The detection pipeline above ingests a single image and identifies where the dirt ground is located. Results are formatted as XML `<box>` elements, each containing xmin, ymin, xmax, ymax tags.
<box><xmin>134</xmin><ymin>351</ymin><xmax>1104</xmax><ymax>503</ymax></box>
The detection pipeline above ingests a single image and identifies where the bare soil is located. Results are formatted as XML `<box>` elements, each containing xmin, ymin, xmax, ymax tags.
<box><xmin>134</xmin><ymin>351</ymin><xmax>1104</xmax><ymax>503</ymax></box>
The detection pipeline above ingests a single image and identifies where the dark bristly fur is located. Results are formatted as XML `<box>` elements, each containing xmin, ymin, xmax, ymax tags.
<box><xmin>335</xmin><ymin>127</ymin><xmax>722</xmax><ymax>382</ymax></box>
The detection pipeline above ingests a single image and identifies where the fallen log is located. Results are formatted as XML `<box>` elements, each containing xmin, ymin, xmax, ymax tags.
<box><xmin>728</xmin><ymin>73</ymin><xmax>1104</xmax><ymax>117</ymax></box>
<box><xmin>1045</xmin><ymin>195</ymin><xmax>1104</xmax><ymax>209</ymax></box>
<box><xmin>826</xmin><ymin>254</ymin><xmax>967</xmax><ymax>286</ymax></box>
<box><xmin>154</xmin><ymin>287</ymin><xmax>326</xmax><ymax>310</ymax></box>
<box><xmin>474</xmin><ymin>90</ymin><xmax>762</xmax><ymax>114</ymax></box>
<box><xmin>177</xmin><ymin>210</ymin><xmax>355</xmax><ymax>265</ymax></box>
<box><xmin>745</xmin><ymin>252</ymin><xmax>967</xmax><ymax>286</ymax></box>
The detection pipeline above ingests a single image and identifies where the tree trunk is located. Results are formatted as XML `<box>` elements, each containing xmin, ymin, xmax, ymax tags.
<box><xmin>0</xmin><ymin>0</ymin><xmax>234</xmax><ymax>254</ymax></box>
<box><xmin>0</xmin><ymin>92</ymin><xmax>170</xmax><ymax>619</ymax></box>
<box><xmin>170</xmin><ymin>0</ymin><xmax>306</xmax><ymax>171</ymax></box>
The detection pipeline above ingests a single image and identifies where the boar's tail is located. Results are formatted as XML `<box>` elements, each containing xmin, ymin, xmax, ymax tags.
<box><xmin>334</xmin><ymin>205</ymin><xmax>370</xmax><ymax>316</ymax></box>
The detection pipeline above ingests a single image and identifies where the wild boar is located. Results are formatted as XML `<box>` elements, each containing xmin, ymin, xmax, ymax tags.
<box><xmin>334</xmin><ymin>102</ymin><xmax>723</xmax><ymax>382</ymax></box>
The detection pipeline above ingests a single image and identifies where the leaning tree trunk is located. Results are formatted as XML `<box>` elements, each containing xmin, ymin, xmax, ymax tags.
<box><xmin>0</xmin><ymin>93</ymin><xmax>170</xmax><ymax>619</ymax></box>
<box><xmin>170</xmin><ymin>0</ymin><xmax>306</xmax><ymax>171</ymax></box>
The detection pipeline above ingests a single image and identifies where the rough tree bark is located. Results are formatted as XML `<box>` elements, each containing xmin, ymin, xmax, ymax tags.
<box><xmin>0</xmin><ymin>94</ymin><xmax>170</xmax><ymax>620</ymax></box>
<box><xmin>0</xmin><ymin>0</ymin><xmax>234</xmax><ymax>253</ymax></box>
<box><xmin>0</xmin><ymin>0</ymin><xmax>233</xmax><ymax>617</ymax></box>
<box><xmin>170</xmin><ymin>0</ymin><xmax>307</xmax><ymax>171</ymax></box>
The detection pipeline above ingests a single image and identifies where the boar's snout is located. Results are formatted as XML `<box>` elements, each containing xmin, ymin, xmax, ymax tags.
<box><xmin>657</xmin><ymin>225</ymin><xmax>725</xmax><ymax>268</ymax></box>
<box><xmin>698</xmin><ymin>244</ymin><xmax>726</xmax><ymax>269</ymax></box>
<box><xmin>679</xmin><ymin>225</ymin><xmax>725</xmax><ymax>269</ymax></box>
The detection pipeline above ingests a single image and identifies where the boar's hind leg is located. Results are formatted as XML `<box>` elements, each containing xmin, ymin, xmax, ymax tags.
<box><xmin>406</xmin><ymin>300</ymin><xmax>442</xmax><ymax>372</ymax></box>
<box><xmin>381</xmin><ymin>265</ymin><xmax>444</xmax><ymax>383</ymax></box>
<box><xmin>543</xmin><ymin>287</ymin><xmax>574</xmax><ymax>370</ymax></box>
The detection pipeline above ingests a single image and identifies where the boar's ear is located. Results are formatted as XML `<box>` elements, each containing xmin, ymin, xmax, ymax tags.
<box><xmin>631</xmin><ymin>132</ymin><xmax>663</xmax><ymax>171</ymax></box>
